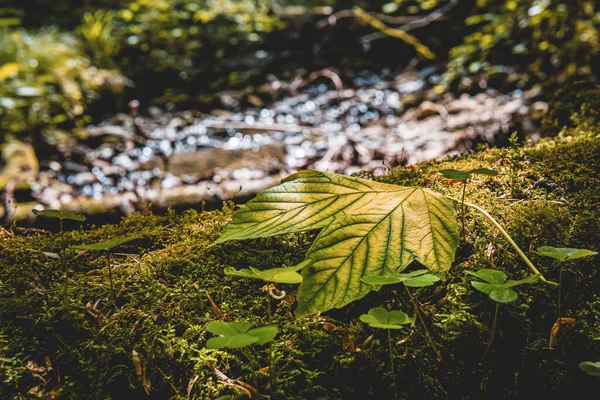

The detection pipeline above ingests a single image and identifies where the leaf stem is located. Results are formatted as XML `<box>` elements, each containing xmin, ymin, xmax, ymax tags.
<box><xmin>482</xmin><ymin>303</ymin><xmax>499</xmax><ymax>360</ymax></box>
<box><xmin>242</xmin><ymin>347</ymin><xmax>258</xmax><ymax>390</ymax></box>
<box><xmin>107</xmin><ymin>253</ymin><xmax>115</xmax><ymax>303</ymax></box>
<box><xmin>557</xmin><ymin>263</ymin><xmax>563</xmax><ymax>321</ymax></box>
<box><xmin>266</xmin><ymin>290</ymin><xmax>275</xmax><ymax>391</ymax></box>
<box><xmin>388</xmin><ymin>328</ymin><xmax>398</xmax><ymax>400</ymax></box>
<box><xmin>60</xmin><ymin>219</ymin><xmax>64</xmax><ymax>246</ymax></box>
<box><xmin>404</xmin><ymin>286</ymin><xmax>447</xmax><ymax>369</ymax></box>
<box><xmin>449</xmin><ymin>198</ymin><xmax>557</xmax><ymax>286</ymax></box>
<box><xmin>60</xmin><ymin>219</ymin><xmax>67</xmax><ymax>272</ymax></box>
<box><xmin>460</xmin><ymin>181</ymin><xmax>466</xmax><ymax>240</ymax></box>
<box><xmin>550</xmin><ymin>262</ymin><xmax>564</xmax><ymax>350</ymax></box>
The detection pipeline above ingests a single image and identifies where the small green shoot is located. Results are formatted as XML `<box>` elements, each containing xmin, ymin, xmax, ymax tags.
<box><xmin>467</xmin><ymin>269</ymin><xmax>540</xmax><ymax>359</ymax></box>
<box><xmin>73</xmin><ymin>236</ymin><xmax>141</xmax><ymax>251</ymax></box>
<box><xmin>33</xmin><ymin>209</ymin><xmax>86</xmax><ymax>249</ymax></box>
<box><xmin>362</xmin><ymin>269</ymin><xmax>445</xmax><ymax>367</ymax></box>
<box><xmin>439</xmin><ymin>167</ymin><xmax>497</xmax><ymax>240</ymax></box>
<box><xmin>360</xmin><ymin>306</ymin><xmax>415</xmax><ymax>329</ymax></box>
<box><xmin>466</xmin><ymin>269</ymin><xmax>540</xmax><ymax>303</ymax></box>
<box><xmin>579</xmin><ymin>361</ymin><xmax>600</xmax><ymax>377</ymax></box>
<box><xmin>32</xmin><ymin>209</ymin><xmax>86</xmax><ymax>222</ymax></box>
<box><xmin>223</xmin><ymin>262</ymin><xmax>305</xmax><ymax>391</ymax></box>
<box><xmin>362</xmin><ymin>269</ymin><xmax>440</xmax><ymax>287</ymax></box>
<box><xmin>536</xmin><ymin>246</ymin><xmax>597</xmax><ymax>348</ymax></box>
<box><xmin>205</xmin><ymin>321</ymin><xmax>278</xmax><ymax>350</ymax></box>
<box><xmin>536</xmin><ymin>246</ymin><xmax>598</xmax><ymax>262</ymax></box>
<box><xmin>507</xmin><ymin>132</ymin><xmax>522</xmax><ymax>197</ymax></box>
<box><xmin>206</xmin><ymin>321</ymin><xmax>278</xmax><ymax>393</ymax></box>
<box><xmin>223</xmin><ymin>265</ymin><xmax>303</xmax><ymax>285</ymax></box>
<box><xmin>360</xmin><ymin>307</ymin><xmax>414</xmax><ymax>399</ymax></box>
<box><xmin>72</xmin><ymin>236</ymin><xmax>141</xmax><ymax>302</ymax></box>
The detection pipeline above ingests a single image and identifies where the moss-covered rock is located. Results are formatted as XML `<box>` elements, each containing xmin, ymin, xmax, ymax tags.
<box><xmin>1</xmin><ymin>126</ymin><xmax>599</xmax><ymax>398</ymax></box>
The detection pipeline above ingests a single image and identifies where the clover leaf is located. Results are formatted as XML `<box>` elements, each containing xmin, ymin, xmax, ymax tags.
<box><xmin>33</xmin><ymin>209</ymin><xmax>86</xmax><ymax>222</ymax></box>
<box><xmin>536</xmin><ymin>246</ymin><xmax>598</xmax><ymax>262</ymax></box>
<box><xmin>362</xmin><ymin>269</ymin><xmax>440</xmax><ymax>288</ymax></box>
<box><xmin>205</xmin><ymin>321</ymin><xmax>278</xmax><ymax>349</ymax></box>
<box><xmin>72</xmin><ymin>236</ymin><xmax>141</xmax><ymax>251</ymax></box>
<box><xmin>579</xmin><ymin>361</ymin><xmax>600</xmax><ymax>377</ymax></box>
<box><xmin>466</xmin><ymin>269</ymin><xmax>540</xmax><ymax>303</ymax></box>
<box><xmin>359</xmin><ymin>307</ymin><xmax>415</xmax><ymax>330</ymax></box>
<box><xmin>439</xmin><ymin>168</ymin><xmax>498</xmax><ymax>182</ymax></box>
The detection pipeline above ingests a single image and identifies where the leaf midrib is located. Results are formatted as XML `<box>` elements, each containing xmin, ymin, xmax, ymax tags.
<box><xmin>300</xmin><ymin>188</ymin><xmax>418</xmax><ymax>311</ymax></box>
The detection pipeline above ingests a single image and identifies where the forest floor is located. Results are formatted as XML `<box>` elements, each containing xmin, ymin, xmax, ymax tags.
<box><xmin>1</xmin><ymin>109</ymin><xmax>599</xmax><ymax>398</ymax></box>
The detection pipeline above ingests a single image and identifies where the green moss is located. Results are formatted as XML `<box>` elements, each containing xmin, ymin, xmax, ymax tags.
<box><xmin>540</xmin><ymin>81</ymin><xmax>600</xmax><ymax>136</ymax></box>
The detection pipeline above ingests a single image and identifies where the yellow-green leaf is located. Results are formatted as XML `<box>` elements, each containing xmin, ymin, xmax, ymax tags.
<box><xmin>212</xmin><ymin>170</ymin><xmax>459</xmax><ymax>317</ymax></box>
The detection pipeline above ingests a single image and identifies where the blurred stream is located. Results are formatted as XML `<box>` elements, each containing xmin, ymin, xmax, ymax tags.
<box><xmin>12</xmin><ymin>67</ymin><xmax>546</xmax><ymax>219</ymax></box>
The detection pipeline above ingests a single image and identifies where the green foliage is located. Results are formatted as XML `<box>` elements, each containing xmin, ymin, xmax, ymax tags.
<box><xmin>113</xmin><ymin>0</ymin><xmax>284</xmax><ymax>87</ymax></box>
<box><xmin>32</xmin><ymin>209</ymin><xmax>86</xmax><ymax>222</ymax></box>
<box><xmin>72</xmin><ymin>235</ymin><xmax>140</xmax><ymax>251</ymax></box>
<box><xmin>442</xmin><ymin>0</ymin><xmax>600</xmax><ymax>89</ymax></box>
<box><xmin>0</xmin><ymin>28</ymin><xmax>126</xmax><ymax>142</ymax></box>
<box><xmin>205</xmin><ymin>321</ymin><xmax>278</xmax><ymax>349</ymax></box>
<box><xmin>224</xmin><ymin>264</ymin><xmax>305</xmax><ymax>284</ymax></box>
<box><xmin>536</xmin><ymin>246</ymin><xmax>598</xmax><ymax>262</ymax></box>
<box><xmin>362</xmin><ymin>269</ymin><xmax>440</xmax><ymax>287</ymax></box>
<box><xmin>439</xmin><ymin>167</ymin><xmax>498</xmax><ymax>240</ymax></box>
<box><xmin>467</xmin><ymin>269</ymin><xmax>540</xmax><ymax>303</ymax></box>
<box><xmin>579</xmin><ymin>361</ymin><xmax>600</xmax><ymax>376</ymax></box>
<box><xmin>212</xmin><ymin>170</ymin><xmax>459</xmax><ymax>317</ymax></box>
<box><xmin>359</xmin><ymin>307</ymin><xmax>414</xmax><ymax>329</ymax></box>
<box><xmin>78</xmin><ymin>9</ymin><xmax>120</xmax><ymax>69</ymax></box>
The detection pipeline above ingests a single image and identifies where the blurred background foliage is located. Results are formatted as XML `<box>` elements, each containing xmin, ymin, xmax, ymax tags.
<box><xmin>0</xmin><ymin>0</ymin><xmax>598</xmax><ymax>142</ymax></box>
<box><xmin>0</xmin><ymin>28</ymin><xmax>128</xmax><ymax>144</ymax></box>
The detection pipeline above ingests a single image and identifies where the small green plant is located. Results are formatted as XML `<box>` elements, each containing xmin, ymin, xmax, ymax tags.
<box><xmin>362</xmin><ymin>269</ymin><xmax>445</xmax><ymax>366</ymax></box>
<box><xmin>33</xmin><ymin>209</ymin><xmax>86</xmax><ymax>248</ymax></box>
<box><xmin>536</xmin><ymin>246</ymin><xmax>598</xmax><ymax>348</ymax></box>
<box><xmin>205</xmin><ymin>321</ymin><xmax>278</xmax><ymax>350</ymax></box>
<box><xmin>439</xmin><ymin>167</ymin><xmax>497</xmax><ymax>239</ymax></box>
<box><xmin>362</xmin><ymin>269</ymin><xmax>440</xmax><ymax>288</ymax></box>
<box><xmin>579</xmin><ymin>361</ymin><xmax>600</xmax><ymax>377</ymax></box>
<box><xmin>359</xmin><ymin>307</ymin><xmax>414</xmax><ymax>399</ymax></box>
<box><xmin>72</xmin><ymin>236</ymin><xmax>140</xmax><ymax>302</ymax></box>
<box><xmin>507</xmin><ymin>132</ymin><xmax>522</xmax><ymax>197</ymax></box>
<box><xmin>205</xmin><ymin>320</ymin><xmax>279</xmax><ymax>395</ymax></box>
<box><xmin>223</xmin><ymin>263</ymin><xmax>304</xmax><ymax>390</ymax></box>
<box><xmin>467</xmin><ymin>269</ymin><xmax>540</xmax><ymax>359</ymax></box>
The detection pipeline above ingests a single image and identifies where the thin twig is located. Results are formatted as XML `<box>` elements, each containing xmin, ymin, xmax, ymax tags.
<box><xmin>266</xmin><ymin>291</ymin><xmax>275</xmax><ymax>391</ymax></box>
<box><xmin>482</xmin><ymin>303</ymin><xmax>499</xmax><ymax>360</ymax></box>
<box><xmin>316</xmin><ymin>9</ymin><xmax>424</xmax><ymax>29</ymax></box>
<box><xmin>158</xmin><ymin>367</ymin><xmax>181</xmax><ymax>397</ymax></box>
<box><xmin>359</xmin><ymin>0</ymin><xmax>457</xmax><ymax>45</ymax></box>
<box><xmin>404</xmin><ymin>286</ymin><xmax>448</xmax><ymax>369</ymax></box>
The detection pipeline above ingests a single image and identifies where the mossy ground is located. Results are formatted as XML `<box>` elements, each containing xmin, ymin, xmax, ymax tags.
<box><xmin>1</xmin><ymin>125</ymin><xmax>600</xmax><ymax>399</ymax></box>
